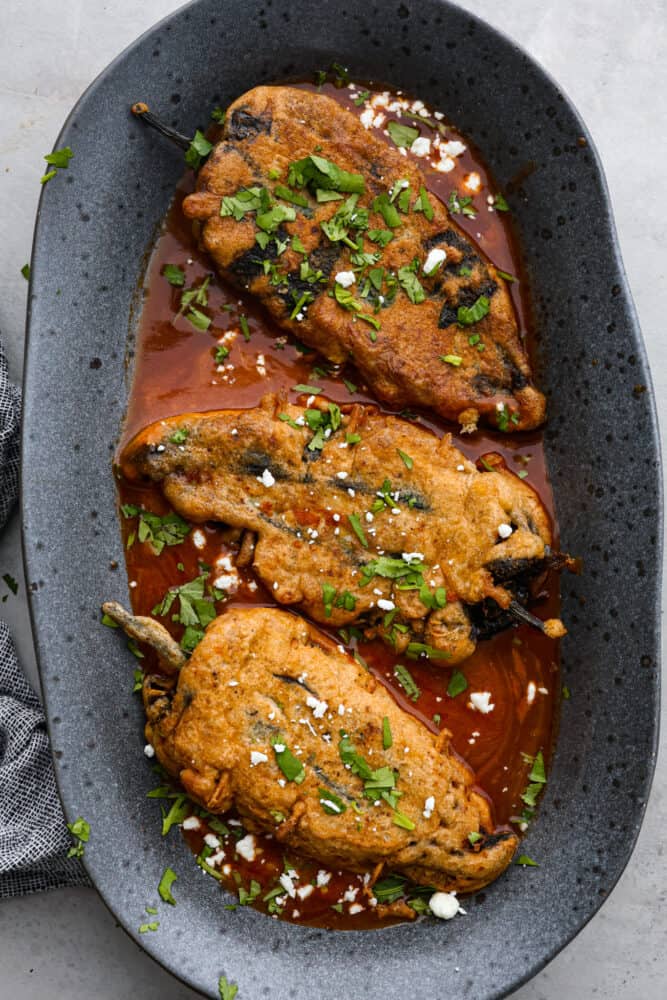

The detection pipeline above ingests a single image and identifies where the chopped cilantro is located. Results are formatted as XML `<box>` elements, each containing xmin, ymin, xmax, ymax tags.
<box><xmin>274</xmin><ymin>183</ymin><xmax>309</xmax><ymax>207</ymax></box>
<box><xmin>215</xmin><ymin>345</ymin><xmax>229</xmax><ymax>363</ymax></box>
<box><xmin>496</xmin><ymin>268</ymin><xmax>517</xmax><ymax>282</ymax></box>
<box><xmin>239</xmin><ymin>314</ymin><xmax>251</xmax><ymax>341</ymax></box>
<box><xmin>406</xmin><ymin>642</ymin><xmax>450</xmax><ymax>661</ymax></box>
<box><xmin>347</xmin><ymin>513</ymin><xmax>368</xmax><ymax>548</ymax></box>
<box><xmin>394</xmin><ymin>663</ymin><xmax>420</xmax><ymax>702</ymax></box>
<box><xmin>139</xmin><ymin>922</ymin><xmax>159</xmax><ymax>933</ymax></box>
<box><xmin>41</xmin><ymin>146</ymin><xmax>73</xmax><ymax>183</ymax></box>
<box><xmin>21</xmin><ymin>263</ymin><xmax>30</xmax><ymax>281</ymax></box>
<box><xmin>387</xmin><ymin>121</ymin><xmax>420</xmax><ymax>148</ymax></box>
<box><xmin>353</xmin><ymin>89</ymin><xmax>371</xmax><ymax>106</ymax></box>
<box><xmin>492</xmin><ymin>193</ymin><xmax>510</xmax><ymax>212</ymax></box>
<box><xmin>367</xmin><ymin>228</ymin><xmax>394</xmax><ymax>247</ymax></box>
<box><xmin>158</xmin><ymin>867</ymin><xmax>178</xmax><ymax>905</ymax></box>
<box><xmin>220</xmin><ymin>186</ymin><xmax>268</xmax><ymax>220</ymax></box>
<box><xmin>161</xmin><ymin>795</ymin><xmax>190</xmax><ymax>835</ymax></box>
<box><xmin>121</xmin><ymin>505</ymin><xmax>191</xmax><ymax>555</ymax></box>
<box><xmin>238</xmin><ymin>879</ymin><xmax>262</xmax><ymax>905</ymax></box>
<box><xmin>152</xmin><ymin>573</ymin><xmax>220</xmax><ymax>653</ymax></box>
<box><xmin>288</xmin><ymin>154</ymin><xmax>365</xmax><ymax>195</ymax></box>
<box><xmin>256</xmin><ymin>203</ymin><xmax>296</xmax><ymax>233</ymax></box>
<box><xmin>457</xmin><ymin>295</ymin><xmax>490</xmax><ymax>325</ymax></box>
<box><xmin>372</xmin><ymin>193</ymin><xmax>402</xmax><ymax>229</ymax></box>
<box><xmin>413</xmin><ymin>186</ymin><xmax>434</xmax><ymax>221</ymax></box>
<box><xmin>185</xmin><ymin>130</ymin><xmax>213</xmax><ymax>170</ymax></box>
<box><xmin>162</xmin><ymin>264</ymin><xmax>185</xmax><ymax>286</ymax></box>
<box><xmin>271</xmin><ymin>737</ymin><xmax>306</xmax><ymax>784</ymax></box>
<box><xmin>397</xmin><ymin>263</ymin><xmax>425</xmax><ymax>304</ymax></box>
<box><xmin>169</xmin><ymin>427</ymin><xmax>189</xmax><ymax>444</ymax></box>
<box><xmin>516</xmin><ymin>854</ymin><xmax>539</xmax><ymax>867</ymax></box>
<box><xmin>382</xmin><ymin>716</ymin><xmax>393</xmax><ymax>749</ymax></box>
<box><xmin>440</xmin><ymin>354</ymin><xmax>463</xmax><ymax>366</ymax></box>
<box><xmin>210</xmin><ymin>106</ymin><xmax>226</xmax><ymax>124</ymax></box>
<box><xmin>218</xmin><ymin>976</ymin><xmax>238</xmax><ymax>1000</ymax></box>
<box><xmin>2</xmin><ymin>573</ymin><xmax>18</xmax><ymax>596</ymax></box>
<box><xmin>447</xmin><ymin>670</ymin><xmax>468</xmax><ymax>698</ymax></box>
<box><xmin>447</xmin><ymin>189</ymin><xmax>476</xmax><ymax>219</ymax></box>
<box><xmin>318</xmin><ymin>788</ymin><xmax>347</xmax><ymax>815</ymax></box>
<box><xmin>292</xmin><ymin>383</ymin><xmax>322</xmax><ymax>394</ymax></box>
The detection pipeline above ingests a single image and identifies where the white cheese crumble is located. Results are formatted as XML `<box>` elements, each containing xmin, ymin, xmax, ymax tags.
<box><xmin>463</xmin><ymin>171</ymin><xmax>481</xmax><ymax>193</ymax></box>
<box><xmin>335</xmin><ymin>271</ymin><xmax>356</xmax><ymax>288</ymax></box>
<box><xmin>306</xmin><ymin>694</ymin><xmax>328</xmax><ymax>719</ymax></box>
<box><xmin>336</xmin><ymin>471</ymin><xmax>349</xmax><ymax>479</ymax></box>
<box><xmin>260</xmin><ymin>468</ymin><xmax>275</xmax><ymax>488</ymax></box>
<box><xmin>143</xmin><ymin>743</ymin><xmax>155</xmax><ymax>758</ymax></box>
<box><xmin>423</xmin><ymin>795</ymin><xmax>435</xmax><ymax>819</ymax></box>
<box><xmin>316</xmin><ymin>870</ymin><xmax>332</xmax><ymax>887</ymax></box>
<box><xmin>279</xmin><ymin>873</ymin><xmax>296</xmax><ymax>897</ymax></box>
<box><xmin>235</xmin><ymin>834</ymin><xmax>257</xmax><ymax>862</ymax></box>
<box><xmin>349</xmin><ymin>903</ymin><xmax>364</xmax><ymax>915</ymax></box>
<box><xmin>204</xmin><ymin>832</ymin><xmax>221</xmax><ymax>849</ymax></box>
<box><xmin>402</xmin><ymin>551</ymin><xmax>424</xmax><ymax>563</ymax></box>
<box><xmin>423</xmin><ymin>247</ymin><xmax>446</xmax><ymax>275</ymax></box>
<box><xmin>273</xmin><ymin>743</ymin><xmax>285</xmax><ymax>753</ymax></box>
<box><xmin>191</xmin><ymin>528</ymin><xmax>207</xmax><ymax>550</ymax></box>
<box><xmin>410</xmin><ymin>136</ymin><xmax>431</xmax><ymax>157</ymax></box>
<box><xmin>360</xmin><ymin>107</ymin><xmax>374</xmax><ymax>129</ymax></box>
<box><xmin>250</xmin><ymin>750</ymin><xmax>269</xmax><ymax>766</ymax></box>
<box><xmin>526</xmin><ymin>681</ymin><xmax>536</xmax><ymax>704</ymax></box>
<box><xmin>429</xmin><ymin>891</ymin><xmax>466</xmax><ymax>920</ymax></box>
<box><xmin>497</xmin><ymin>522</ymin><xmax>513</xmax><ymax>539</ymax></box>
<box><xmin>182</xmin><ymin>815</ymin><xmax>201</xmax><ymax>831</ymax></box>
<box><xmin>297</xmin><ymin>884</ymin><xmax>314</xmax><ymax>900</ymax></box>
<box><xmin>469</xmin><ymin>691</ymin><xmax>495</xmax><ymax>714</ymax></box>
<box><xmin>440</xmin><ymin>140</ymin><xmax>466</xmax><ymax>158</ymax></box>
<box><xmin>377</xmin><ymin>598</ymin><xmax>395</xmax><ymax>611</ymax></box>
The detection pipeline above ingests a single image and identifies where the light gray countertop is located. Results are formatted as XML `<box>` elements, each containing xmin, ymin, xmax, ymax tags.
<box><xmin>1</xmin><ymin>0</ymin><xmax>665</xmax><ymax>996</ymax></box>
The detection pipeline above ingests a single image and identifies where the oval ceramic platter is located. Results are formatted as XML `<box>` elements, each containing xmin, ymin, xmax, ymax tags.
<box><xmin>22</xmin><ymin>1</ymin><xmax>661</xmax><ymax>998</ymax></box>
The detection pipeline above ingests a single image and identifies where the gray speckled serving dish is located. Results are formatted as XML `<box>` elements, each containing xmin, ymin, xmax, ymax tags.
<box><xmin>22</xmin><ymin>1</ymin><xmax>661</xmax><ymax>998</ymax></box>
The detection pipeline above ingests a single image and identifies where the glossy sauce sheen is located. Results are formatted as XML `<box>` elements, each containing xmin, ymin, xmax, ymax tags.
<box><xmin>118</xmin><ymin>81</ymin><xmax>561</xmax><ymax>928</ymax></box>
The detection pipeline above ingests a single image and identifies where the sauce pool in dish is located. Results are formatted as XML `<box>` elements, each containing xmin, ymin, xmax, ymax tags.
<box><xmin>115</xmin><ymin>77</ymin><xmax>561</xmax><ymax>928</ymax></box>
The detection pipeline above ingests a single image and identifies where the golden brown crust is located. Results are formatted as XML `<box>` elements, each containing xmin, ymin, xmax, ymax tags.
<box><xmin>142</xmin><ymin>605</ymin><xmax>518</xmax><ymax>892</ymax></box>
<box><xmin>182</xmin><ymin>85</ymin><xmax>545</xmax><ymax>432</ymax></box>
<box><xmin>122</xmin><ymin>394</ymin><xmax>562</xmax><ymax>663</ymax></box>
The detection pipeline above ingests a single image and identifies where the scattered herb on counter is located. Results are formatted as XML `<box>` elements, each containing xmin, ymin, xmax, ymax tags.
<box><xmin>161</xmin><ymin>795</ymin><xmax>190</xmax><ymax>836</ymax></box>
<box><xmin>158</xmin><ymin>867</ymin><xmax>178</xmax><ymax>905</ymax></box>
<box><xmin>210</xmin><ymin>106</ymin><xmax>226</xmax><ymax>124</ymax></box>
<box><xmin>162</xmin><ymin>263</ymin><xmax>185</xmax><ymax>286</ymax></box>
<box><xmin>132</xmin><ymin>668</ymin><xmax>143</xmax><ymax>694</ymax></box>
<box><xmin>66</xmin><ymin>816</ymin><xmax>90</xmax><ymax>858</ymax></box>
<box><xmin>394</xmin><ymin>663</ymin><xmax>420</xmax><ymax>702</ymax></box>
<box><xmin>238</xmin><ymin>879</ymin><xmax>262</xmax><ymax>906</ymax></box>
<box><xmin>516</xmin><ymin>855</ymin><xmax>539</xmax><ymax>867</ymax></box>
<box><xmin>21</xmin><ymin>263</ymin><xmax>30</xmax><ymax>280</ymax></box>
<box><xmin>100</xmin><ymin>612</ymin><xmax>119</xmax><ymax>628</ymax></box>
<box><xmin>492</xmin><ymin>193</ymin><xmax>510</xmax><ymax>212</ymax></box>
<box><xmin>185</xmin><ymin>130</ymin><xmax>213</xmax><ymax>170</ymax></box>
<box><xmin>121</xmin><ymin>505</ymin><xmax>191</xmax><ymax>556</ymax></box>
<box><xmin>387</xmin><ymin>121</ymin><xmax>420</xmax><ymax>149</ymax></box>
<box><xmin>2</xmin><ymin>573</ymin><xmax>18</xmax><ymax>596</ymax></box>
<box><xmin>138</xmin><ymin>921</ymin><xmax>160</xmax><ymax>933</ymax></box>
<box><xmin>447</xmin><ymin>670</ymin><xmax>468</xmax><ymax>698</ymax></box>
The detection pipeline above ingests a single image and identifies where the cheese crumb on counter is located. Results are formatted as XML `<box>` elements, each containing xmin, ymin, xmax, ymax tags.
<box><xmin>429</xmin><ymin>891</ymin><xmax>466</xmax><ymax>920</ymax></box>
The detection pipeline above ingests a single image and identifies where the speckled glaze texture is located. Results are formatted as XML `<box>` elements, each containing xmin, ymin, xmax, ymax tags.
<box><xmin>22</xmin><ymin>1</ymin><xmax>661</xmax><ymax>998</ymax></box>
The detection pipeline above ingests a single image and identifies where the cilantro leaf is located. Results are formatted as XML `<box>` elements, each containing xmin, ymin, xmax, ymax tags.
<box><xmin>447</xmin><ymin>670</ymin><xmax>468</xmax><ymax>698</ymax></box>
<box><xmin>457</xmin><ymin>295</ymin><xmax>490</xmax><ymax>325</ymax></box>
<box><xmin>271</xmin><ymin>737</ymin><xmax>305</xmax><ymax>783</ymax></box>
<box><xmin>162</xmin><ymin>264</ymin><xmax>185</xmax><ymax>286</ymax></box>
<box><xmin>394</xmin><ymin>663</ymin><xmax>420</xmax><ymax>701</ymax></box>
<box><xmin>158</xmin><ymin>867</ymin><xmax>178</xmax><ymax>905</ymax></box>
<box><xmin>387</xmin><ymin>121</ymin><xmax>420</xmax><ymax>149</ymax></box>
<box><xmin>185</xmin><ymin>130</ymin><xmax>213</xmax><ymax>170</ymax></box>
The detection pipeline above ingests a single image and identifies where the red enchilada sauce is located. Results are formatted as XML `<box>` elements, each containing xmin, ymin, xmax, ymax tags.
<box><xmin>116</xmin><ymin>79</ymin><xmax>561</xmax><ymax>928</ymax></box>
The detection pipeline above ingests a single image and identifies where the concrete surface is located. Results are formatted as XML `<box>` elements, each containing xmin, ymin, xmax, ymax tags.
<box><xmin>0</xmin><ymin>0</ymin><xmax>665</xmax><ymax>996</ymax></box>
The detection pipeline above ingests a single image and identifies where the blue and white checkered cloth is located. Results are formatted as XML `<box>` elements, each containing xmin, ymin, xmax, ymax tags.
<box><xmin>0</xmin><ymin>343</ymin><xmax>90</xmax><ymax>896</ymax></box>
